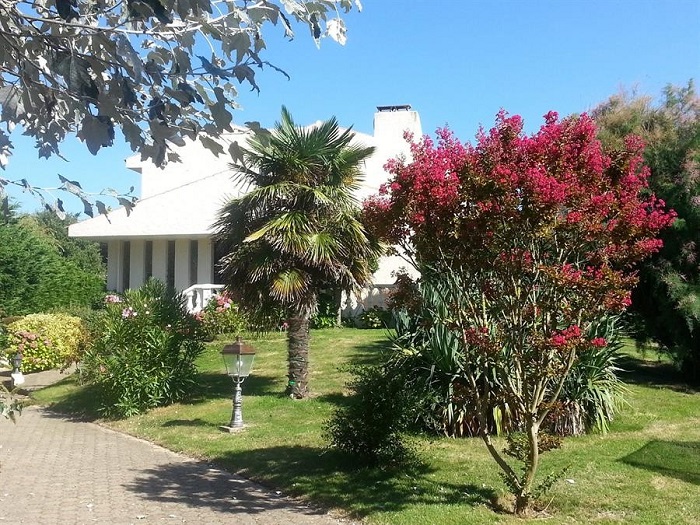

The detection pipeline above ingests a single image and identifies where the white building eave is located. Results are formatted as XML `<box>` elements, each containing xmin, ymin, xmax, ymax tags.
<box><xmin>68</xmin><ymin>170</ymin><xmax>239</xmax><ymax>239</ymax></box>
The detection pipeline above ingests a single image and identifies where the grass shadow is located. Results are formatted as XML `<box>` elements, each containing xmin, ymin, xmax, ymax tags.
<box><xmin>30</xmin><ymin>375</ymin><xmax>104</xmax><ymax>422</ymax></box>
<box><xmin>124</xmin><ymin>444</ymin><xmax>499</xmax><ymax>521</ymax></box>
<box><xmin>620</xmin><ymin>440</ymin><xmax>700</xmax><ymax>485</ymax></box>
<box><xmin>186</xmin><ymin>372</ymin><xmax>282</xmax><ymax>403</ymax></box>
<box><xmin>618</xmin><ymin>353</ymin><xmax>699</xmax><ymax>393</ymax></box>
<box><xmin>123</xmin><ymin>460</ymin><xmax>337</xmax><ymax>519</ymax></box>
<box><xmin>206</xmin><ymin>445</ymin><xmax>496</xmax><ymax>518</ymax></box>
<box><xmin>345</xmin><ymin>337</ymin><xmax>393</xmax><ymax>367</ymax></box>
<box><xmin>161</xmin><ymin>418</ymin><xmax>220</xmax><ymax>428</ymax></box>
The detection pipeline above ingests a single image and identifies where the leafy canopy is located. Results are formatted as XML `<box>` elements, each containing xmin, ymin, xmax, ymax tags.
<box><xmin>593</xmin><ymin>82</ymin><xmax>700</xmax><ymax>380</ymax></box>
<box><xmin>0</xmin><ymin>0</ymin><xmax>359</xmax><ymax>215</ymax></box>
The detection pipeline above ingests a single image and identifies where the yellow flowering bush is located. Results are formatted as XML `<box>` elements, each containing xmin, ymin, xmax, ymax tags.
<box><xmin>5</xmin><ymin>314</ymin><xmax>86</xmax><ymax>373</ymax></box>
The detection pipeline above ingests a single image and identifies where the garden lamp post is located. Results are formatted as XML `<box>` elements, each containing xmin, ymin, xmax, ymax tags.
<box><xmin>220</xmin><ymin>337</ymin><xmax>256</xmax><ymax>432</ymax></box>
<box><xmin>11</xmin><ymin>352</ymin><xmax>24</xmax><ymax>387</ymax></box>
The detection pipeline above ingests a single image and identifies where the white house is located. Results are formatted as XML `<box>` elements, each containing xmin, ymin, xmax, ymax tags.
<box><xmin>69</xmin><ymin>105</ymin><xmax>422</xmax><ymax>314</ymax></box>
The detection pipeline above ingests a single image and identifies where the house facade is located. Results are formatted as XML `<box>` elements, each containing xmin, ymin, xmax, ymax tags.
<box><xmin>69</xmin><ymin>106</ymin><xmax>422</xmax><ymax>313</ymax></box>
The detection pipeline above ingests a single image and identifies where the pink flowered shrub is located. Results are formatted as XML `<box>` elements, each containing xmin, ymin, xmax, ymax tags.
<box><xmin>80</xmin><ymin>279</ymin><xmax>205</xmax><ymax>418</ymax></box>
<box><xmin>360</xmin><ymin>111</ymin><xmax>675</xmax><ymax>513</ymax></box>
<box><xmin>196</xmin><ymin>291</ymin><xmax>247</xmax><ymax>340</ymax></box>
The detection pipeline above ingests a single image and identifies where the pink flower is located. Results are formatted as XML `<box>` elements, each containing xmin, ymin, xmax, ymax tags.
<box><xmin>121</xmin><ymin>307</ymin><xmax>136</xmax><ymax>319</ymax></box>
<box><xmin>591</xmin><ymin>338</ymin><xmax>607</xmax><ymax>348</ymax></box>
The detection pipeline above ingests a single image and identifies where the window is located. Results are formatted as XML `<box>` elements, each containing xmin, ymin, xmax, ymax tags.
<box><xmin>121</xmin><ymin>240</ymin><xmax>131</xmax><ymax>291</ymax></box>
<box><xmin>167</xmin><ymin>240</ymin><xmax>175</xmax><ymax>289</ymax></box>
<box><xmin>144</xmin><ymin>240</ymin><xmax>153</xmax><ymax>280</ymax></box>
<box><xmin>189</xmin><ymin>240</ymin><xmax>198</xmax><ymax>286</ymax></box>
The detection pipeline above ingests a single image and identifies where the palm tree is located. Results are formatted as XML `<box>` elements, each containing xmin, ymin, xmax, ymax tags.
<box><xmin>214</xmin><ymin>107</ymin><xmax>381</xmax><ymax>398</ymax></box>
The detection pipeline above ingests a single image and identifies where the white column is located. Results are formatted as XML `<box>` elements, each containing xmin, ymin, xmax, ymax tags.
<box><xmin>129</xmin><ymin>239</ymin><xmax>146</xmax><ymax>290</ymax></box>
<box><xmin>174</xmin><ymin>238</ymin><xmax>190</xmax><ymax>291</ymax></box>
<box><xmin>197</xmin><ymin>238</ymin><xmax>213</xmax><ymax>284</ymax></box>
<box><xmin>107</xmin><ymin>240</ymin><xmax>123</xmax><ymax>292</ymax></box>
<box><xmin>152</xmin><ymin>239</ymin><xmax>168</xmax><ymax>283</ymax></box>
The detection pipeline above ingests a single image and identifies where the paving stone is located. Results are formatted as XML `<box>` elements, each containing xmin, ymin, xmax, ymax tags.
<box><xmin>0</xmin><ymin>407</ymin><xmax>357</xmax><ymax>525</ymax></box>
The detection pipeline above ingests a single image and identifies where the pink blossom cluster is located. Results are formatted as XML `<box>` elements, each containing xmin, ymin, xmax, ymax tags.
<box><xmin>104</xmin><ymin>294</ymin><xmax>122</xmax><ymax>304</ymax></box>
<box><xmin>550</xmin><ymin>325</ymin><xmax>582</xmax><ymax>347</ymax></box>
<box><xmin>121</xmin><ymin>307</ymin><xmax>137</xmax><ymax>319</ymax></box>
<box><xmin>13</xmin><ymin>330</ymin><xmax>51</xmax><ymax>352</ymax></box>
<box><xmin>214</xmin><ymin>292</ymin><xmax>234</xmax><ymax>313</ymax></box>
<box><xmin>364</xmin><ymin>110</ymin><xmax>676</xmax><ymax>322</ymax></box>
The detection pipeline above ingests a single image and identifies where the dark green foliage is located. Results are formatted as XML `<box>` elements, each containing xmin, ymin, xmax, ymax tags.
<box><xmin>0</xmin><ymin>212</ymin><xmax>105</xmax><ymax>316</ymax></box>
<box><xmin>356</xmin><ymin>306</ymin><xmax>393</xmax><ymax>329</ymax></box>
<box><xmin>385</xmin><ymin>284</ymin><xmax>627</xmax><ymax>439</ymax></box>
<box><xmin>594</xmin><ymin>81</ymin><xmax>700</xmax><ymax>381</ymax></box>
<box><xmin>310</xmin><ymin>288</ymin><xmax>340</xmax><ymax>328</ymax></box>
<box><xmin>80</xmin><ymin>280</ymin><xmax>205</xmax><ymax>418</ymax></box>
<box><xmin>324</xmin><ymin>364</ymin><xmax>418</xmax><ymax>467</ymax></box>
<box><xmin>551</xmin><ymin>316</ymin><xmax>627</xmax><ymax>435</ymax></box>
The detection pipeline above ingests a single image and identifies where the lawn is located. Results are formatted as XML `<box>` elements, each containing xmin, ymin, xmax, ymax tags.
<box><xmin>32</xmin><ymin>328</ymin><xmax>700</xmax><ymax>524</ymax></box>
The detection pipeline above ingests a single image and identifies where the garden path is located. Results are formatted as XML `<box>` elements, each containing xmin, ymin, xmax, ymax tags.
<box><xmin>0</xmin><ymin>406</ymin><xmax>357</xmax><ymax>524</ymax></box>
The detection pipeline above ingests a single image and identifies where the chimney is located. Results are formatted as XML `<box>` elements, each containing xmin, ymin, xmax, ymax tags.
<box><xmin>373</xmin><ymin>105</ymin><xmax>422</xmax><ymax>160</ymax></box>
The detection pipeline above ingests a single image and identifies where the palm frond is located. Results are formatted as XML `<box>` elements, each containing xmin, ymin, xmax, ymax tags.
<box><xmin>271</xmin><ymin>269</ymin><xmax>310</xmax><ymax>302</ymax></box>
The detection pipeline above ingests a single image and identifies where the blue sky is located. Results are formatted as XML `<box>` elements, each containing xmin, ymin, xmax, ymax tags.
<box><xmin>6</xmin><ymin>0</ymin><xmax>699</xmax><ymax>213</ymax></box>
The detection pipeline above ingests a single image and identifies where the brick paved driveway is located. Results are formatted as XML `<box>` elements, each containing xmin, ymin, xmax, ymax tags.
<box><xmin>0</xmin><ymin>407</ymin><xmax>354</xmax><ymax>525</ymax></box>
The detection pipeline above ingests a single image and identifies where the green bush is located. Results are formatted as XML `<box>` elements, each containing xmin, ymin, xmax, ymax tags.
<box><xmin>0</xmin><ymin>218</ymin><xmax>105</xmax><ymax>316</ymax></box>
<box><xmin>80</xmin><ymin>280</ymin><xmax>205</xmax><ymax>418</ymax></box>
<box><xmin>311</xmin><ymin>288</ymin><xmax>340</xmax><ymax>328</ymax></box>
<box><xmin>357</xmin><ymin>306</ymin><xmax>393</xmax><ymax>329</ymax></box>
<box><xmin>195</xmin><ymin>291</ymin><xmax>247</xmax><ymax>340</ymax></box>
<box><xmin>5</xmin><ymin>313</ymin><xmax>86</xmax><ymax>372</ymax></box>
<box><xmin>324</xmin><ymin>364</ymin><xmax>418</xmax><ymax>467</ymax></box>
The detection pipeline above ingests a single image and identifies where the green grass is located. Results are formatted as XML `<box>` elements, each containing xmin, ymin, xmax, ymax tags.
<box><xmin>32</xmin><ymin>328</ymin><xmax>700</xmax><ymax>524</ymax></box>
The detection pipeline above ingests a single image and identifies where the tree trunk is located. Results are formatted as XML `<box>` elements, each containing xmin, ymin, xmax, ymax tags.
<box><xmin>515</xmin><ymin>417</ymin><xmax>540</xmax><ymax>515</ymax></box>
<box><xmin>286</xmin><ymin>313</ymin><xmax>310</xmax><ymax>399</ymax></box>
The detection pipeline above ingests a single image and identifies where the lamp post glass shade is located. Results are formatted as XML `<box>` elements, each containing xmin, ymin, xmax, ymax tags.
<box><xmin>222</xmin><ymin>338</ymin><xmax>256</xmax><ymax>378</ymax></box>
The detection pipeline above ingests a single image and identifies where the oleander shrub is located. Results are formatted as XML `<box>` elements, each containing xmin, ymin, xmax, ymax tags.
<box><xmin>5</xmin><ymin>313</ymin><xmax>87</xmax><ymax>373</ymax></box>
<box><xmin>80</xmin><ymin>280</ymin><xmax>205</xmax><ymax>418</ymax></box>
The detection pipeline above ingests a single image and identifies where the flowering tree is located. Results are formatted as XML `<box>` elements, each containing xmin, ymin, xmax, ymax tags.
<box><xmin>363</xmin><ymin>111</ymin><xmax>675</xmax><ymax>513</ymax></box>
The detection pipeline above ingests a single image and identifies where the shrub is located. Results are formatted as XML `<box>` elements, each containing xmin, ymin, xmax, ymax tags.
<box><xmin>195</xmin><ymin>291</ymin><xmax>247</xmax><ymax>340</ymax></box>
<box><xmin>357</xmin><ymin>306</ymin><xmax>392</xmax><ymax>329</ymax></box>
<box><xmin>80</xmin><ymin>280</ymin><xmax>205</xmax><ymax>418</ymax></box>
<box><xmin>0</xmin><ymin>218</ymin><xmax>105</xmax><ymax>316</ymax></box>
<box><xmin>325</xmin><ymin>364</ymin><xmax>419</xmax><ymax>467</ymax></box>
<box><xmin>5</xmin><ymin>313</ymin><xmax>86</xmax><ymax>372</ymax></box>
<box><xmin>548</xmin><ymin>315</ymin><xmax>627</xmax><ymax>435</ymax></box>
<box><xmin>311</xmin><ymin>288</ymin><xmax>340</xmax><ymax>328</ymax></box>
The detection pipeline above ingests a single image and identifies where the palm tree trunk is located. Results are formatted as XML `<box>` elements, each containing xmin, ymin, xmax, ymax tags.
<box><xmin>287</xmin><ymin>313</ymin><xmax>310</xmax><ymax>398</ymax></box>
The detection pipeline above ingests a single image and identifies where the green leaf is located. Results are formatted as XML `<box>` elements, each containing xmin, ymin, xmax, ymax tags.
<box><xmin>77</xmin><ymin>115</ymin><xmax>115</xmax><ymax>155</ymax></box>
